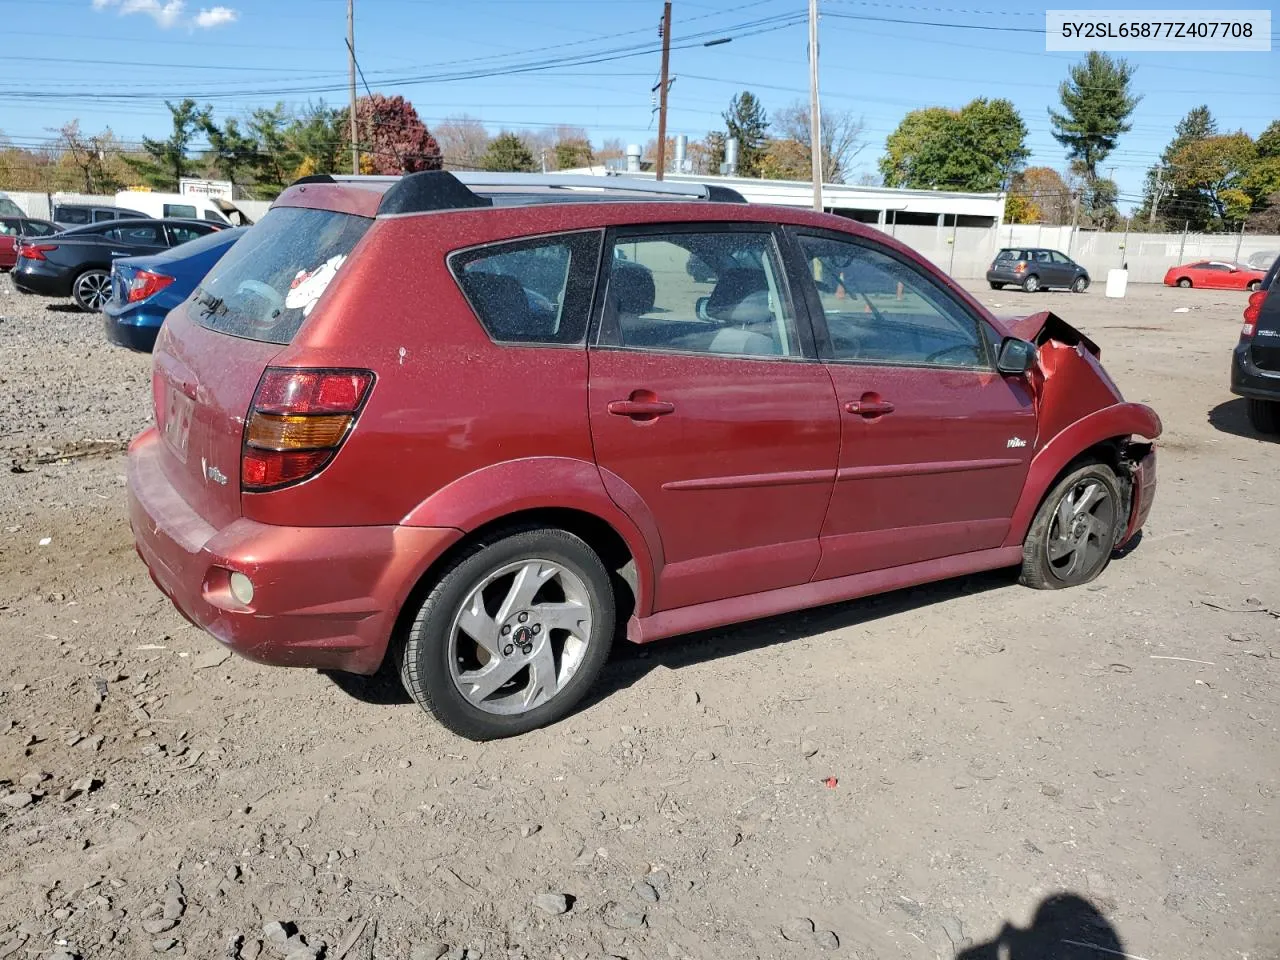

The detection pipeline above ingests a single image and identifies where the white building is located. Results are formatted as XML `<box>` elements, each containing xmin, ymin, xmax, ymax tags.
<box><xmin>560</xmin><ymin>167</ymin><xmax>1008</xmax><ymax>230</ymax></box>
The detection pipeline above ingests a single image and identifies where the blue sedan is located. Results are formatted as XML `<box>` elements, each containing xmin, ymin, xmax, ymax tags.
<box><xmin>104</xmin><ymin>227</ymin><xmax>246</xmax><ymax>352</ymax></box>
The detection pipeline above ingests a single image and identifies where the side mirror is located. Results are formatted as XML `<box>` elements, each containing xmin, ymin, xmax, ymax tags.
<box><xmin>996</xmin><ymin>337</ymin><xmax>1037</xmax><ymax>375</ymax></box>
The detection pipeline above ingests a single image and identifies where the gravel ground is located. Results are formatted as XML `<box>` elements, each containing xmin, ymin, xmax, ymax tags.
<box><xmin>1</xmin><ymin>270</ymin><xmax>1277</xmax><ymax>960</ymax></box>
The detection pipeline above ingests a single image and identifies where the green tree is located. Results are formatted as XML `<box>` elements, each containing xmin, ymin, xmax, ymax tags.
<box><xmin>1008</xmin><ymin>166</ymin><xmax>1072</xmax><ymax>224</ymax></box>
<box><xmin>1170</xmin><ymin>132</ymin><xmax>1258</xmax><ymax>225</ymax></box>
<box><xmin>1257</xmin><ymin>120</ymin><xmax>1280</xmax><ymax>158</ymax></box>
<box><xmin>880</xmin><ymin>99</ymin><xmax>1028</xmax><ymax>191</ymax></box>
<box><xmin>1048</xmin><ymin>52</ymin><xmax>1141</xmax><ymax>181</ymax></box>
<box><xmin>247</xmin><ymin>104</ymin><xmax>293</xmax><ymax>196</ymax></box>
<box><xmin>722</xmin><ymin>91</ymin><xmax>769</xmax><ymax>177</ymax></box>
<box><xmin>125</xmin><ymin>98</ymin><xmax>210</xmax><ymax>190</ymax></box>
<box><xmin>286</xmin><ymin>102</ymin><xmax>345</xmax><ymax>180</ymax></box>
<box><xmin>200</xmin><ymin>116</ymin><xmax>259</xmax><ymax>193</ymax></box>
<box><xmin>52</xmin><ymin>120</ymin><xmax>124</xmax><ymax>194</ymax></box>
<box><xmin>1139</xmin><ymin>106</ymin><xmax>1217</xmax><ymax>228</ymax></box>
<box><xmin>703</xmin><ymin>131</ymin><xmax>727</xmax><ymax>175</ymax></box>
<box><xmin>482</xmin><ymin>131</ymin><xmax>536</xmax><ymax>172</ymax></box>
<box><xmin>554</xmin><ymin>137</ymin><xmax>593</xmax><ymax>170</ymax></box>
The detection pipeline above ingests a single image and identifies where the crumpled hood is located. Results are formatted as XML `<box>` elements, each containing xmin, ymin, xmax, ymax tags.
<box><xmin>1007</xmin><ymin>310</ymin><xmax>1100</xmax><ymax>357</ymax></box>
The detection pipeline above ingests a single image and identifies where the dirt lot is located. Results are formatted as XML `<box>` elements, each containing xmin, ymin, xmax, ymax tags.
<box><xmin>1</xmin><ymin>272</ymin><xmax>1277</xmax><ymax>960</ymax></box>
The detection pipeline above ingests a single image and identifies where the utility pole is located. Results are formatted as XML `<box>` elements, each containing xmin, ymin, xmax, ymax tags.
<box><xmin>1068</xmin><ymin>189</ymin><xmax>1080</xmax><ymax>255</ymax></box>
<box><xmin>348</xmin><ymin>0</ymin><xmax>359</xmax><ymax>175</ymax></box>
<box><xmin>655</xmin><ymin>2</ymin><xmax>672</xmax><ymax>181</ymax></box>
<box><xmin>1148</xmin><ymin>171</ymin><xmax>1164</xmax><ymax>227</ymax></box>
<box><xmin>807</xmin><ymin>0</ymin><xmax>822</xmax><ymax>211</ymax></box>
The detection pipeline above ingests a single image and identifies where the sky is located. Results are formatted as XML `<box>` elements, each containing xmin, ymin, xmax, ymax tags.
<box><xmin>0</xmin><ymin>0</ymin><xmax>1277</xmax><ymax>212</ymax></box>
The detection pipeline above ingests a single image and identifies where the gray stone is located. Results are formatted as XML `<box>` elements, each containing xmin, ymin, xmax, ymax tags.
<box><xmin>143</xmin><ymin>918</ymin><xmax>178</xmax><ymax>935</ymax></box>
<box><xmin>409</xmin><ymin>943</ymin><xmax>448</xmax><ymax>960</ymax></box>
<box><xmin>633</xmin><ymin>881</ymin><xmax>659</xmax><ymax>904</ymax></box>
<box><xmin>603</xmin><ymin>903</ymin><xmax>646</xmax><ymax>930</ymax></box>
<box><xmin>0</xmin><ymin>792</ymin><xmax>33</xmax><ymax>809</ymax></box>
<box><xmin>163</xmin><ymin>897</ymin><xmax>185</xmax><ymax>920</ymax></box>
<box><xmin>647</xmin><ymin>869</ymin><xmax>670</xmax><ymax>893</ymax></box>
<box><xmin>800</xmin><ymin>739</ymin><xmax>819</xmax><ymax>759</ymax></box>
<box><xmin>781</xmin><ymin>917</ymin><xmax>815</xmax><ymax>943</ymax></box>
<box><xmin>261</xmin><ymin>922</ymin><xmax>290</xmax><ymax>945</ymax></box>
<box><xmin>533</xmin><ymin>893</ymin><xmax>569</xmax><ymax>916</ymax></box>
<box><xmin>225</xmin><ymin>865</ymin><xmax>241</xmax><ymax>881</ymax></box>
<box><xmin>152</xmin><ymin>939</ymin><xmax>179</xmax><ymax>953</ymax></box>
<box><xmin>141</xmin><ymin>903</ymin><xmax>165</xmax><ymax>920</ymax></box>
<box><xmin>691</xmin><ymin>749</ymin><xmax>715</xmax><ymax>762</ymax></box>
<box><xmin>19</xmin><ymin>771</ymin><xmax>50</xmax><ymax>788</ymax></box>
<box><xmin>193</xmin><ymin>648</ymin><xmax>232</xmax><ymax>670</ymax></box>
<box><xmin>520</xmin><ymin>824</ymin><xmax>541</xmax><ymax>839</ymax></box>
<box><xmin>814</xmin><ymin>930</ymin><xmax>840</xmax><ymax>950</ymax></box>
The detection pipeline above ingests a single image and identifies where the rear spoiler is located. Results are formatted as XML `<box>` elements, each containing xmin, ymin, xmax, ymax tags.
<box><xmin>1008</xmin><ymin>310</ymin><xmax>1100</xmax><ymax>357</ymax></box>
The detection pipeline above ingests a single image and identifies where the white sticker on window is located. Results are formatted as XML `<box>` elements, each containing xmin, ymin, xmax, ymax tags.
<box><xmin>285</xmin><ymin>254</ymin><xmax>347</xmax><ymax>316</ymax></box>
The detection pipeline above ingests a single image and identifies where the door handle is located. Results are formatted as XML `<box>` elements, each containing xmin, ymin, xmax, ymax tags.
<box><xmin>608</xmin><ymin>399</ymin><xmax>675</xmax><ymax>418</ymax></box>
<box><xmin>845</xmin><ymin>399</ymin><xmax>895</xmax><ymax>417</ymax></box>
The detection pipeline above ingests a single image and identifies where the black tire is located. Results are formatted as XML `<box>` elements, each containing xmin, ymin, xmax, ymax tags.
<box><xmin>399</xmin><ymin>527</ymin><xmax>615</xmax><ymax>740</ymax></box>
<box><xmin>1071</xmin><ymin>276</ymin><xmax>1089</xmax><ymax>293</ymax></box>
<box><xmin>1020</xmin><ymin>463</ymin><xmax>1123</xmax><ymax>590</ymax></box>
<box><xmin>1246</xmin><ymin>398</ymin><xmax>1280</xmax><ymax>434</ymax></box>
<box><xmin>1022</xmin><ymin>274</ymin><xmax>1040</xmax><ymax>293</ymax></box>
<box><xmin>1248</xmin><ymin>280</ymin><xmax>1262</xmax><ymax>292</ymax></box>
<box><xmin>71</xmin><ymin>268</ymin><xmax>112</xmax><ymax>311</ymax></box>
<box><xmin>989</xmin><ymin>281</ymin><xmax>1004</xmax><ymax>290</ymax></box>
<box><xmin>1177</xmin><ymin>277</ymin><xmax>1192</xmax><ymax>288</ymax></box>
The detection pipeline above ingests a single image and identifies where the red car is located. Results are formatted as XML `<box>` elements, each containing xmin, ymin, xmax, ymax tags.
<box><xmin>1163</xmin><ymin>260</ymin><xmax>1267</xmax><ymax>290</ymax></box>
<box><xmin>0</xmin><ymin>216</ymin><xmax>58</xmax><ymax>270</ymax></box>
<box><xmin>127</xmin><ymin>172</ymin><xmax>1161</xmax><ymax>740</ymax></box>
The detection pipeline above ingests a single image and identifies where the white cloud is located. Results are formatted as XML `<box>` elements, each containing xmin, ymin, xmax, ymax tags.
<box><xmin>194</xmin><ymin>5</ymin><xmax>236</xmax><ymax>27</ymax></box>
<box><xmin>92</xmin><ymin>0</ymin><xmax>238</xmax><ymax>30</ymax></box>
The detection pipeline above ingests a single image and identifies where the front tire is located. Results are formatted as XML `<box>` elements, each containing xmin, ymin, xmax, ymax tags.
<box><xmin>1177</xmin><ymin>277</ymin><xmax>1192</xmax><ymax>288</ymax></box>
<box><xmin>1021</xmin><ymin>463</ymin><xmax>1122</xmax><ymax>590</ymax></box>
<box><xmin>399</xmin><ymin>527</ymin><xmax>615</xmax><ymax>740</ymax></box>
<box><xmin>1071</xmin><ymin>276</ymin><xmax>1089</xmax><ymax>293</ymax></box>
<box><xmin>1022</xmin><ymin>274</ymin><xmax>1040</xmax><ymax>293</ymax></box>
<box><xmin>1246</xmin><ymin>398</ymin><xmax>1280</xmax><ymax>435</ymax></box>
<box><xmin>72</xmin><ymin>268</ymin><xmax>112</xmax><ymax>311</ymax></box>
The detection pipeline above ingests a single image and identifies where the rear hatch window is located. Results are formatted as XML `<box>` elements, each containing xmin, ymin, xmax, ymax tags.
<box><xmin>190</xmin><ymin>206</ymin><xmax>370</xmax><ymax>345</ymax></box>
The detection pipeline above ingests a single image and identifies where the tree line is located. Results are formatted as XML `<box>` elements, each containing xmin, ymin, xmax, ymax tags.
<box><xmin>1</xmin><ymin>50</ymin><xmax>1276</xmax><ymax>233</ymax></box>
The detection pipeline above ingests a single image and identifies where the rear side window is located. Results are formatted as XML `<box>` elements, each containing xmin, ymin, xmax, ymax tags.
<box><xmin>105</xmin><ymin>224</ymin><xmax>162</xmax><ymax>244</ymax></box>
<box><xmin>995</xmin><ymin>249</ymin><xmax>1017</xmax><ymax>261</ymax></box>
<box><xmin>57</xmin><ymin>206</ymin><xmax>90</xmax><ymax>225</ymax></box>
<box><xmin>450</xmin><ymin>231</ymin><xmax>601</xmax><ymax>344</ymax></box>
<box><xmin>24</xmin><ymin>220</ymin><xmax>57</xmax><ymax>237</ymax></box>
<box><xmin>191</xmin><ymin>206</ymin><xmax>370</xmax><ymax>345</ymax></box>
<box><xmin>167</xmin><ymin>223</ymin><xmax>210</xmax><ymax>246</ymax></box>
<box><xmin>93</xmin><ymin>209</ymin><xmax>117</xmax><ymax>222</ymax></box>
<box><xmin>164</xmin><ymin>203</ymin><xmax>198</xmax><ymax>219</ymax></box>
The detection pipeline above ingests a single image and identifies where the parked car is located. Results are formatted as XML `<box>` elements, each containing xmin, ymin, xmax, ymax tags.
<box><xmin>0</xmin><ymin>216</ymin><xmax>58</xmax><ymax>270</ymax></box>
<box><xmin>1163</xmin><ymin>260</ymin><xmax>1266</xmax><ymax>291</ymax></box>
<box><xmin>104</xmin><ymin>226</ymin><xmax>246</xmax><ymax>352</ymax></box>
<box><xmin>126</xmin><ymin>171</ymin><xmax>1160</xmax><ymax>740</ymax></box>
<box><xmin>1230</xmin><ymin>254</ymin><xmax>1280</xmax><ymax>433</ymax></box>
<box><xmin>11</xmin><ymin>218</ymin><xmax>223</xmax><ymax>311</ymax></box>
<box><xmin>0</xmin><ymin>192</ymin><xmax>24</xmax><ymax>217</ymax></box>
<box><xmin>114</xmin><ymin>190</ymin><xmax>252</xmax><ymax>226</ymax></box>
<box><xmin>52</xmin><ymin>203</ymin><xmax>150</xmax><ymax>230</ymax></box>
<box><xmin>987</xmin><ymin>248</ymin><xmax>1090</xmax><ymax>293</ymax></box>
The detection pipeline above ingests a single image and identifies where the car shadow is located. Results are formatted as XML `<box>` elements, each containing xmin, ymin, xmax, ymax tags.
<box><xmin>45</xmin><ymin>303</ymin><xmax>82</xmax><ymax>313</ymax></box>
<box><xmin>957</xmin><ymin>892</ymin><xmax>1126</xmax><ymax>960</ymax></box>
<box><xmin>1208</xmin><ymin>397</ymin><xmax>1278</xmax><ymax>443</ymax></box>
<box><xmin>587</xmin><ymin>566</ymin><xmax>1018</xmax><ymax>704</ymax></box>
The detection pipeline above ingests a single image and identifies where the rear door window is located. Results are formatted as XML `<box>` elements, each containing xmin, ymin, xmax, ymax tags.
<box><xmin>166</xmin><ymin>223</ymin><xmax>211</xmax><ymax>246</ymax></box>
<box><xmin>190</xmin><ymin>206</ymin><xmax>371</xmax><ymax>345</ymax></box>
<box><xmin>450</xmin><ymin>232</ymin><xmax>601</xmax><ymax>344</ymax></box>
<box><xmin>57</xmin><ymin>207</ymin><xmax>90</xmax><ymax>225</ymax></box>
<box><xmin>105</xmin><ymin>224</ymin><xmax>163</xmax><ymax>244</ymax></box>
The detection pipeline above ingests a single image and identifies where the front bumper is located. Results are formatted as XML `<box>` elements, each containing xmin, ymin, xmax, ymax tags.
<box><xmin>127</xmin><ymin>428</ymin><xmax>462</xmax><ymax>675</ymax></box>
<box><xmin>1230</xmin><ymin>341</ymin><xmax>1280</xmax><ymax>402</ymax></box>
<box><xmin>12</xmin><ymin>262</ymin><xmax>72</xmax><ymax>297</ymax></box>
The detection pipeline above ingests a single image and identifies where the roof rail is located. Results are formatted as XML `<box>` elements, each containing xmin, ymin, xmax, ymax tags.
<box><xmin>284</xmin><ymin>170</ymin><xmax>747</xmax><ymax>216</ymax></box>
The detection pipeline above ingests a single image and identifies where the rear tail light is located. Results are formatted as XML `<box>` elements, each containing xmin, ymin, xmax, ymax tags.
<box><xmin>128</xmin><ymin>269</ymin><xmax>175</xmax><ymax>303</ymax></box>
<box><xmin>18</xmin><ymin>243</ymin><xmax>56</xmax><ymax>261</ymax></box>
<box><xmin>1242</xmin><ymin>290</ymin><xmax>1267</xmax><ymax>338</ymax></box>
<box><xmin>241</xmin><ymin>368</ymin><xmax>374</xmax><ymax>491</ymax></box>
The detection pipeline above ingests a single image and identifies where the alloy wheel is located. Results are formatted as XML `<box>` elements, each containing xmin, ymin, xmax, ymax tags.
<box><xmin>447</xmin><ymin>558</ymin><xmax>594</xmax><ymax>715</ymax></box>
<box><xmin>1045</xmin><ymin>478</ymin><xmax>1116</xmax><ymax>582</ymax></box>
<box><xmin>75</xmin><ymin>271</ymin><xmax>112</xmax><ymax>310</ymax></box>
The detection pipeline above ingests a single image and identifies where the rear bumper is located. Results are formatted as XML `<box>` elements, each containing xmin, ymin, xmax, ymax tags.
<box><xmin>127</xmin><ymin>428</ymin><xmax>462</xmax><ymax>674</ymax></box>
<box><xmin>103</xmin><ymin>303</ymin><xmax>163</xmax><ymax>352</ymax></box>
<box><xmin>1122</xmin><ymin>446</ymin><xmax>1157</xmax><ymax>544</ymax></box>
<box><xmin>986</xmin><ymin>269</ymin><xmax>1023</xmax><ymax>285</ymax></box>
<box><xmin>12</xmin><ymin>263</ymin><xmax>71</xmax><ymax>297</ymax></box>
<box><xmin>1231</xmin><ymin>341</ymin><xmax>1280</xmax><ymax>401</ymax></box>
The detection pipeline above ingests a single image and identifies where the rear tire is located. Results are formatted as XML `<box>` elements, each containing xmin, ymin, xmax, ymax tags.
<box><xmin>1020</xmin><ymin>463</ymin><xmax>1122</xmax><ymax>590</ymax></box>
<box><xmin>1022</xmin><ymin>274</ymin><xmax>1040</xmax><ymax>293</ymax></box>
<box><xmin>399</xmin><ymin>527</ymin><xmax>615</xmax><ymax>740</ymax></box>
<box><xmin>1246</xmin><ymin>398</ymin><xmax>1280</xmax><ymax>435</ymax></box>
<box><xmin>989</xmin><ymin>281</ymin><xmax>1004</xmax><ymax>290</ymax></box>
<box><xmin>1248</xmin><ymin>280</ymin><xmax>1262</xmax><ymax>292</ymax></box>
<box><xmin>1177</xmin><ymin>277</ymin><xmax>1192</xmax><ymax>288</ymax></box>
<box><xmin>72</xmin><ymin>268</ymin><xmax>111</xmax><ymax>311</ymax></box>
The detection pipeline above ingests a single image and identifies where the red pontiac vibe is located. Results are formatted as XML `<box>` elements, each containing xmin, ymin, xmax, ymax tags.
<box><xmin>127</xmin><ymin>171</ymin><xmax>1161</xmax><ymax>740</ymax></box>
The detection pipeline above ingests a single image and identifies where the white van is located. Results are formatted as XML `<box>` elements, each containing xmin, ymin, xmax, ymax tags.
<box><xmin>114</xmin><ymin>191</ymin><xmax>253</xmax><ymax>226</ymax></box>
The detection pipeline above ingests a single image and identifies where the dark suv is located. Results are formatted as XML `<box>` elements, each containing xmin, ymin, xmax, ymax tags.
<box><xmin>988</xmin><ymin>247</ymin><xmax>1090</xmax><ymax>293</ymax></box>
<box><xmin>126</xmin><ymin>171</ymin><xmax>1159</xmax><ymax>740</ymax></box>
<box><xmin>1231</xmin><ymin>255</ymin><xmax>1280</xmax><ymax>433</ymax></box>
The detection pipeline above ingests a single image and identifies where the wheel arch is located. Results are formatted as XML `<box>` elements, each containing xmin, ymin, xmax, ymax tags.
<box><xmin>1004</xmin><ymin>403</ymin><xmax>1161</xmax><ymax>546</ymax></box>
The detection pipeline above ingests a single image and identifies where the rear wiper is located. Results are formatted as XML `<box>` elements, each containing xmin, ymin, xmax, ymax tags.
<box><xmin>193</xmin><ymin>288</ymin><xmax>225</xmax><ymax>316</ymax></box>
